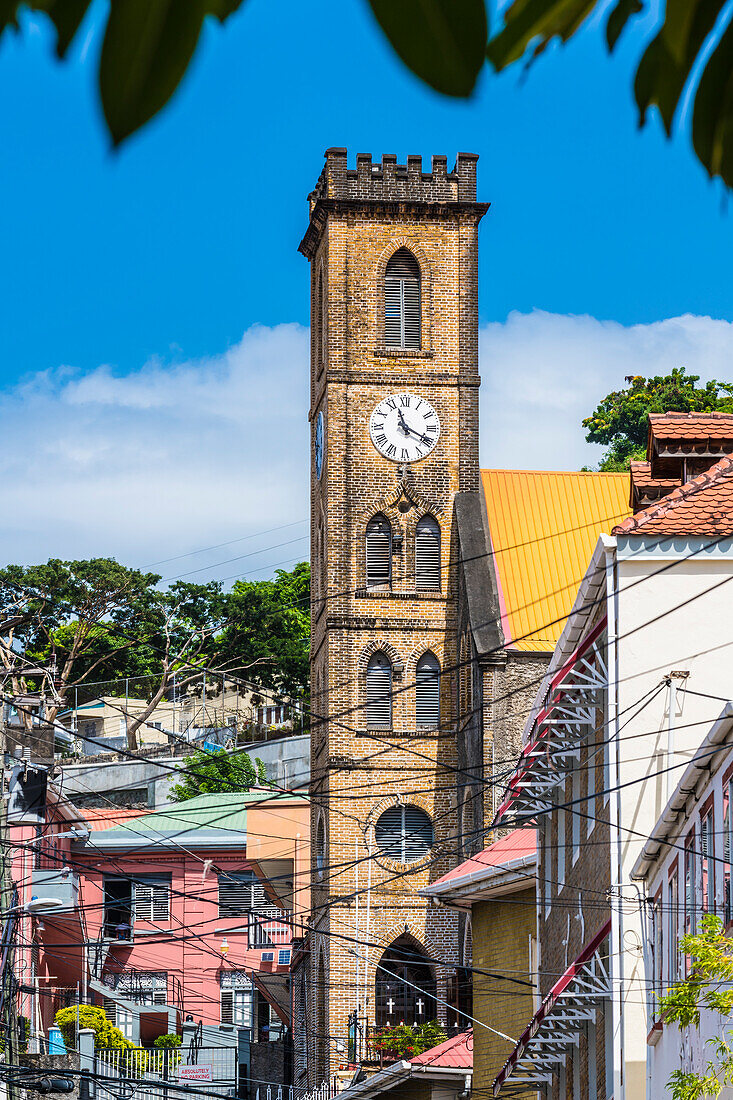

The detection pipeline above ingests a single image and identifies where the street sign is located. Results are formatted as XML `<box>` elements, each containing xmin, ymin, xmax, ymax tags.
<box><xmin>177</xmin><ymin>1065</ymin><xmax>213</xmax><ymax>1083</ymax></box>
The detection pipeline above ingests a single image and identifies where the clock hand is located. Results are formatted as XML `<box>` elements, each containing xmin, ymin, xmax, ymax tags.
<box><xmin>397</xmin><ymin>410</ymin><xmax>411</xmax><ymax>436</ymax></box>
<box><xmin>400</xmin><ymin>419</ymin><xmax>430</xmax><ymax>446</ymax></box>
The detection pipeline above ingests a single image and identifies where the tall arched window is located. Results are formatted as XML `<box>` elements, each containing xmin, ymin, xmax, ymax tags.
<box><xmin>366</xmin><ymin>514</ymin><xmax>392</xmax><ymax>588</ymax></box>
<box><xmin>366</xmin><ymin>651</ymin><xmax>392</xmax><ymax>729</ymax></box>
<box><xmin>415</xmin><ymin>515</ymin><xmax>440</xmax><ymax>590</ymax></box>
<box><xmin>315</xmin><ymin>269</ymin><xmax>323</xmax><ymax>371</ymax></box>
<box><xmin>375</xmin><ymin>937</ymin><xmax>436</xmax><ymax>1026</ymax></box>
<box><xmin>416</xmin><ymin>652</ymin><xmax>440</xmax><ymax>729</ymax></box>
<box><xmin>384</xmin><ymin>248</ymin><xmax>421</xmax><ymax>349</ymax></box>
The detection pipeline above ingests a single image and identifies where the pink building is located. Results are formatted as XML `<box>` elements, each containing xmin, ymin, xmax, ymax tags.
<box><xmin>9</xmin><ymin>780</ymin><xmax>309</xmax><ymax>1058</ymax></box>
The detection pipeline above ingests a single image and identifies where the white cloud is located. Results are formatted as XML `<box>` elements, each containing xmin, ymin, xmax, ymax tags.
<box><xmin>0</xmin><ymin>324</ymin><xmax>311</xmax><ymax>580</ymax></box>
<box><xmin>479</xmin><ymin>311</ymin><xmax>733</xmax><ymax>470</ymax></box>
<box><xmin>3</xmin><ymin>311</ymin><xmax>733</xmax><ymax>579</ymax></box>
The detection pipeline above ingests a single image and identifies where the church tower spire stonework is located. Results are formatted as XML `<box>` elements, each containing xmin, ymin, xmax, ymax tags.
<box><xmin>299</xmin><ymin>150</ymin><xmax>489</xmax><ymax>1087</ymax></box>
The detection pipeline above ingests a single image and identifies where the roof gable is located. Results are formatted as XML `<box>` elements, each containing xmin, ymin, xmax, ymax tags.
<box><xmin>614</xmin><ymin>454</ymin><xmax>733</xmax><ymax>537</ymax></box>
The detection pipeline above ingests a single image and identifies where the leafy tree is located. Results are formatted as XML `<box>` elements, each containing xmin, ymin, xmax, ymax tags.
<box><xmin>219</xmin><ymin>563</ymin><xmax>310</xmax><ymax>702</ymax></box>
<box><xmin>0</xmin><ymin>558</ymin><xmax>226</xmax><ymax>750</ymax></box>
<box><xmin>55</xmin><ymin>1005</ymin><xmax>132</xmax><ymax>1051</ymax></box>
<box><xmin>3</xmin><ymin>3</ymin><xmax>733</xmax><ymax>190</ymax></box>
<box><xmin>661</xmin><ymin>914</ymin><xmax>733</xmax><ymax>1100</ymax></box>
<box><xmin>167</xmin><ymin>745</ymin><xmax>258</xmax><ymax>802</ymax></box>
<box><xmin>583</xmin><ymin>368</ymin><xmax>733</xmax><ymax>471</ymax></box>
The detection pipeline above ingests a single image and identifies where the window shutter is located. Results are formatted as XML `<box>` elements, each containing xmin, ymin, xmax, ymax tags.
<box><xmin>134</xmin><ymin>881</ymin><xmax>169</xmax><ymax>922</ymax></box>
<box><xmin>384</xmin><ymin>278</ymin><xmax>402</xmax><ymax>346</ymax></box>
<box><xmin>221</xmin><ymin>990</ymin><xmax>233</xmax><ymax>1025</ymax></box>
<box><xmin>416</xmin><ymin>653</ymin><xmax>440</xmax><ymax>729</ymax></box>
<box><xmin>402</xmin><ymin>277</ymin><xmax>421</xmax><ymax>348</ymax></box>
<box><xmin>415</xmin><ymin>516</ymin><xmax>440</xmax><ymax>590</ymax></box>
<box><xmin>384</xmin><ymin>249</ymin><xmax>421</xmax><ymax>350</ymax></box>
<box><xmin>366</xmin><ymin>653</ymin><xmax>392</xmax><ymax>729</ymax></box>
<box><xmin>701</xmin><ymin>818</ymin><xmax>709</xmax><ymax>858</ymax></box>
<box><xmin>374</xmin><ymin>806</ymin><xmax>403</xmax><ymax>860</ymax></box>
<box><xmin>402</xmin><ymin>805</ymin><xmax>434</xmax><ymax>862</ymax></box>
<box><xmin>366</xmin><ymin>516</ymin><xmax>392</xmax><ymax>588</ymax></box>
<box><xmin>375</xmin><ymin>805</ymin><xmax>434</xmax><ymax>863</ymax></box>
<box><xmin>219</xmin><ymin>873</ymin><xmax>268</xmax><ymax>916</ymax></box>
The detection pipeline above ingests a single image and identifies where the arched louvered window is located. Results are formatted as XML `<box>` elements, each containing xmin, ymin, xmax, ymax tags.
<box><xmin>366</xmin><ymin>514</ymin><xmax>392</xmax><ymax>588</ymax></box>
<box><xmin>416</xmin><ymin>652</ymin><xmax>440</xmax><ymax>729</ymax></box>
<box><xmin>316</xmin><ymin>815</ymin><xmax>326</xmax><ymax>876</ymax></box>
<box><xmin>415</xmin><ymin>515</ymin><xmax>440</xmax><ymax>590</ymax></box>
<box><xmin>315</xmin><ymin>270</ymin><xmax>322</xmax><ymax>369</ymax></box>
<box><xmin>366</xmin><ymin>651</ymin><xmax>392</xmax><ymax>729</ymax></box>
<box><xmin>385</xmin><ymin>249</ymin><xmax>421</xmax><ymax>349</ymax></box>
<box><xmin>375</xmin><ymin>804</ymin><xmax>434</xmax><ymax>863</ymax></box>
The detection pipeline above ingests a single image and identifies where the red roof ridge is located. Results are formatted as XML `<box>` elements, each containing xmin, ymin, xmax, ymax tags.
<box><xmin>649</xmin><ymin>411</ymin><xmax>733</xmax><ymax>421</ymax></box>
<box><xmin>613</xmin><ymin>453</ymin><xmax>733</xmax><ymax>535</ymax></box>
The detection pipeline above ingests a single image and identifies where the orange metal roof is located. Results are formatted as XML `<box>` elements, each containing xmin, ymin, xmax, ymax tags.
<box><xmin>481</xmin><ymin>469</ymin><xmax>630</xmax><ymax>652</ymax></box>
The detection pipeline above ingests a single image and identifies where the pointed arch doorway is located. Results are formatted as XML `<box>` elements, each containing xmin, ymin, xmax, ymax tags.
<box><xmin>375</xmin><ymin>936</ymin><xmax>437</xmax><ymax>1026</ymax></box>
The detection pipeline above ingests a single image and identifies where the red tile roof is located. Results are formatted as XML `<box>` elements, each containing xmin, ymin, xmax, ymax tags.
<box><xmin>80</xmin><ymin>808</ymin><xmax>150</xmax><ymax>832</ymax></box>
<box><xmin>411</xmin><ymin>1028</ymin><xmax>473</xmax><ymax>1069</ymax></box>
<box><xmin>649</xmin><ymin>411</ymin><xmax>733</xmax><ymax>443</ymax></box>
<box><xmin>629</xmin><ymin>461</ymin><xmax>679</xmax><ymax>492</ymax></box>
<box><xmin>429</xmin><ymin>830</ymin><xmax>537</xmax><ymax>888</ymax></box>
<box><xmin>614</xmin><ymin>454</ymin><xmax>733</xmax><ymax>537</ymax></box>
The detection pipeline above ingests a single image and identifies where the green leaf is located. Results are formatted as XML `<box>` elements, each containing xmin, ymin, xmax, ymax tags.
<box><xmin>99</xmin><ymin>0</ymin><xmax>206</xmax><ymax>145</ymax></box>
<box><xmin>367</xmin><ymin>0</ymin><xmax>487</xmax><ymax>97</ymax></box>
<box><xmin>32</xmin><ymin>0</ymin><xmax>93</xmax><ymax>57</ymax></box>
<box><xmin>486</xmin><ymin>0</ymin><xmax>597</xmax><ymax>72</ymax></box>
<box><xmin>605</xmin><ymin>0</ymin><xmax>642</xmax><ymax>52</ymax></box>
<box><xmin>99</xmin><ymin>0</ymin><xmax>246</xmax><ymax>146</ymax></box>
<box><xmin>634</xmin><ymin>0</ymin><xmax>726</xmax><ymax>134</ymax></box>
<box><xmin>692</xmin><ymin>13</ymin><xmax>733</xmax><ymax>185</ymax></box>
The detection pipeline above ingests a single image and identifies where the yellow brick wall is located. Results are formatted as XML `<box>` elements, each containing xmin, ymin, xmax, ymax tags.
<box><xmin>301</xmin><ymin>151</ymin><xmax>486</xmax><ymax>1085</ymax></box>
<box><xmin>472</xmin><ymin>889</ymin><xmax>536</xmax><ymax>1095</ymax></box>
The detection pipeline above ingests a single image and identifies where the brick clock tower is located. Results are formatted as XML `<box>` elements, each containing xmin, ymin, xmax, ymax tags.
<box><xmin>298</xmin><ymin>150</ymin><xmax>488</xmax><ymax>1086</ymax></box>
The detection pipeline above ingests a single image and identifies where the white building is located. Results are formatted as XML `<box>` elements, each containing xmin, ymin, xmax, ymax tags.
<box><xmin>493</xmin><ymin>415</ymin><xmax>733</xmax><ymax>1098</ymax></box>
<box><xmin>632</xmin><ymin>703</ymin><xmax>733</xmax><ymax>1099</ymax></box>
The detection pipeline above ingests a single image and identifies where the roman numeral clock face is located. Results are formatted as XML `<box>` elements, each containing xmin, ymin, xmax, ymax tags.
<box><xmin>369</xmin><ymin>393</ymin><xmax>441</xmax><ymax>463</ymax></box>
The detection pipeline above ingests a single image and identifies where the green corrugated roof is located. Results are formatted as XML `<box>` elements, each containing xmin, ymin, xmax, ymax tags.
<box><xmin>86</xmin><ymin>790</ymin><xmax>300</xmax><ymax>849</ymax></box>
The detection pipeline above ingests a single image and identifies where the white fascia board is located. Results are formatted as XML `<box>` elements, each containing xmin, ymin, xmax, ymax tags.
<box><xmin>631</xmin><ymin>702</ymin><xmax>733</xmax><ymax>881</ymax></box>
<box><xmin>421</xmin><ymin>854</ymin><xmax>537</xmax><ymax>903</ymax></box>
<box><xmin>616</xmin><ymin>534</ymin><xmax>733</xmax><ymax>562</ymax></box>
<box><xmin>336</xmin><ymin>1061</ymin><xmax>411</xmax><ymax>1098</ymax></box>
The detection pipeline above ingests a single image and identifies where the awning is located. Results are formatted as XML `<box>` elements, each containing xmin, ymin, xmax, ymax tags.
<box><xmin>493</xmin><ymin>920</ymin><xmax>612</xmax><ymax>1097</ymax></box>
<box><xmin>493</xmin><ymin>619</ymin><xmax>607</xmax><ymax>828</ymax></box>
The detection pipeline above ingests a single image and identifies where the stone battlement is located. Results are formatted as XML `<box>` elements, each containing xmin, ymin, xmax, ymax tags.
<box><xmin>309</xmin><ymin>148</ymin><xmax>478</xmax><ymax>209</ymax></box>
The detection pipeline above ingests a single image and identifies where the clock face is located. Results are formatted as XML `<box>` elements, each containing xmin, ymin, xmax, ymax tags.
<box><xmin>369</xmin><ymin>393</ymin><xmax>440</xmax><ymax>463</ymax></box>
<box><xmin>315</xmin><ymin>411</ymin><xmax>324</xmax><ymax>480</ymax></box>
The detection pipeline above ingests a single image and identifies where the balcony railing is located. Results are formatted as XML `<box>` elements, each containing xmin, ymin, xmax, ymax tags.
<box><xmin>347</xmin><ymin>1013</ymin><xmax>470</xmax><ymax>1067</ymax></box>
<box><xmin>248</xmin><ymin>907</ymin><xmax>291</xmax><ymax>948</ymax></box>
<box><xmin>101</xmin><ymin>969</ymin><xmax>183</xmax><ymax>1014</ymax></box>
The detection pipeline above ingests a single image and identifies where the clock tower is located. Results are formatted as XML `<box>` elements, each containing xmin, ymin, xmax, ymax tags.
<box><xmin>298</xmin><ymin>150</ymin><xmax>488</xmax><ymax>1087</ymax></box>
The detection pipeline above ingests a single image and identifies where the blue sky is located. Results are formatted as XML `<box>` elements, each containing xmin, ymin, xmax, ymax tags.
<box><xmin>2</xmin><ymin>1</ymin><xmax>733</xmax><ymax>578</ymax></box>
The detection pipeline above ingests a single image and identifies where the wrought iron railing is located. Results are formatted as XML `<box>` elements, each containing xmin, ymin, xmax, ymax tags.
<box><xmin>347</xmin><ymin>1012</ymin><xmax>470</xmax><ymax>1067</ymax></box>
<box><xmin>101</xmin><ymin>968</ymin><xmax>183</xmax><ymax>1014</ymax></box>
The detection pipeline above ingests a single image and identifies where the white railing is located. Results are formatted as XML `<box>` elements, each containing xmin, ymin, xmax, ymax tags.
<box><xmin>256</xmin><ymin>1085</ymin><xmax>340</xmax><ymax>1100</ymax></box>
